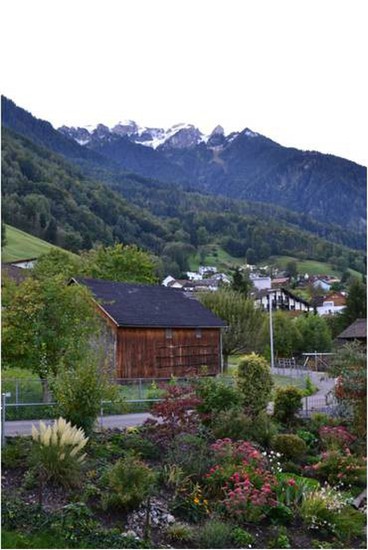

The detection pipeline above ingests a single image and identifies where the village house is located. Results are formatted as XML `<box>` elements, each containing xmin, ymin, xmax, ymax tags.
<box><xmin>255</xmin><ymin>287</ymin><xmax>312</xmax><ymax>313</ymax></box>
<box><xmin>314</xmin><ymin>292</ymin><xmax>347</xmax><ymax>316</ymax></box>
<box><xmin>71</xmin><ymin>277</ymin><xmax>226</xmax><ymax>379</ymax></box>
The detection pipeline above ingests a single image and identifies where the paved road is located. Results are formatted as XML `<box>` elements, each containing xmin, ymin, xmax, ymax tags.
<box><xmin>4</xmin><ymin>412</ymin><xmax>153</xmax><ymax>437</ymax></box>
<box><xmin>4</xmin><ymin>370</ymin><xmax>336</xmax><ymax>437</ymax></box>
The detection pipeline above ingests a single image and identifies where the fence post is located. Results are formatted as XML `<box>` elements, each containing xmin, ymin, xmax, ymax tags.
<box><xmin>100</xmin><ymin>401</ymin><xmax>104</xmax><ymax>429</ymax></box>
<box><xmin>15</xmin><ymin>380</ymin><xmax>19</xmax><ymax>407</ymax></box>
<box><xmin>138</xmin><ymin>379</ymin><xmax>143</xmax><ymax>400</ymax></box>
<box><xmin>305</xmin><ymin>395</ymin><xmax>308</xmax><ymax>417</ymax></box>
<box><xmin>1</xmin><ymin>392</ymin><xmax>11</xmax><ymax>447</ymax></box>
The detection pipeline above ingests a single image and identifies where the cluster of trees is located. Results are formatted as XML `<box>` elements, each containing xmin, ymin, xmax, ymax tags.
<box><xmin>2</xmin><ymin>245</ymin><xmax>157</xmax><ymax>404</ymax></box>
<box><xmin>2</xmin><ymin>127</ymin><xmax>365</xmax><ymax>276</ymax></box>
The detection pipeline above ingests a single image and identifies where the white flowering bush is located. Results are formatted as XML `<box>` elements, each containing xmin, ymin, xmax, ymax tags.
<box><xmin>30</xmin><ymin>417</ymin><xmax>88</xmax><ymax>492</ymax></box>
<box><xmin>300</xmin><ymin>485</ymin><xmax>348</xmax><ymax>533</ymax></box>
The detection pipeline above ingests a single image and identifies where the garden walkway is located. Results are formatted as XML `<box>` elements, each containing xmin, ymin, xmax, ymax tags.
<box><xmin>4</xmin><ymin>412</ymin><xmax>154</xmax><ymax>437</ymax></box>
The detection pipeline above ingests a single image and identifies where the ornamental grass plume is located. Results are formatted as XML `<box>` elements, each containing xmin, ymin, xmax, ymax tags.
<box><xmin>30</xmin><ymin>417</ymin><xmax>89</xmax><ymax>496</ymax></box>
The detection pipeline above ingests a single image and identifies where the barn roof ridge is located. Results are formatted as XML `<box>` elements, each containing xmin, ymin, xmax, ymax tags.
<box><xmin>71</xmin><ymin>277</ymin><xmax>227</xmax><ymax>328</ymax></box>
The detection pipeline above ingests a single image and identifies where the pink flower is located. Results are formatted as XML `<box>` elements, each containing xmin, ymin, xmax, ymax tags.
<box><xmin>287</xmin><ymin>478</ymin><xmax>296</xmax><ymax>486</ymax></box>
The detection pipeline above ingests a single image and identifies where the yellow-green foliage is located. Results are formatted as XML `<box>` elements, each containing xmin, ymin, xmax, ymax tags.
<box><xmin>30</xmin><ymin>417</ymin><xmax>88</xmax><ymax>488</ymax></box>
<box><xmin>236</xmin><ymin>353</ymin><xmax>273</xmax><ymax>416</ymax></box>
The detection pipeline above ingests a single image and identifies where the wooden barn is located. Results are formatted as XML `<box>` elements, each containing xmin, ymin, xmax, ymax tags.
<box><xmin>71</xmin><ymin>277</ymin><xmax>226</xmax><ymax>379</ymax></box>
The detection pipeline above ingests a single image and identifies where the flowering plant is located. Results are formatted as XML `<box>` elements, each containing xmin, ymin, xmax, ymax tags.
<box><xmin>319</xmin><ymin>425</ymin><xmax>356</xmax><ymax>451</ymax></box>
<box><xmin>309</xmin><ymin>448</ymin><xmax>366</xmax><ymax>487</ymax></box>
<box><xmin>222</xmin><ymin>468</ymin><xmax>278</xmax><ymax>522</ymax></box>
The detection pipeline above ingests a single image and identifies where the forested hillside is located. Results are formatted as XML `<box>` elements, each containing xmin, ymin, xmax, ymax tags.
<box><xmin>2</xmin><ymin>127</ymin><xmax>365</xmax><ymax>275</ymax></box>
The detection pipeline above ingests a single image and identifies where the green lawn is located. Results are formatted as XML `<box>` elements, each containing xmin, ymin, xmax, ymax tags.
<box><xmin>2</xmin><ymin>225</ymin><xmax>62</xmax><ymax>262</ymax></box>
<box><xmin>268</xmin><ymin>255</ymin><xmax>362</xmax><ymax>279</ymax></box>
<box><xmin>188</xmin><ymin>244</ymin><xmax>244</xmax><ymax>272</ymax></box>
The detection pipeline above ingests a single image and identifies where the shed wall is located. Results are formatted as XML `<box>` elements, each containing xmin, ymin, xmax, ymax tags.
<box><xmin>115</xmin><ymin>327</ymin><xmax>221</xmax><ymax>378</ymax></box>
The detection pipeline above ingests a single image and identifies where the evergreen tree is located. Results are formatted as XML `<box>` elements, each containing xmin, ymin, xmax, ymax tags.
<box><xmin>343</xmin><ymin>278</ymin><xmax>367</xmax><ymax>326</ymax></box>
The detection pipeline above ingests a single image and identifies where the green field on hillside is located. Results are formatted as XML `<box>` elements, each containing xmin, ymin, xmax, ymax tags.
<box><xmin>189</xmin><ymin>244</ymin><xmax>244</xmax><ymax>272</ymax></box>
<box><xmin>2</xmin><ymin>225</ymin><xmax>61</xmax><ymax>262</ymax></box>
<box><xmin>268</xmin><ymin>255</ymin><xmax>361</xmax><ymax>278</ymax></box>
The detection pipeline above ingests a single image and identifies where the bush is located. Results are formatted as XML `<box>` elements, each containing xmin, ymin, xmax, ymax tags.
<box><xmin>196</xmin><ymin>519</ymin><xmax>235</xmax><ymax>549</ymax></box>
<box><xmin>332</xmin><ymin>505</ymin><xmax>366</xmax><ymax>543</ymax></box>
<box><xmin>232</xmin><ymin>527</ymin><xmax>255</xmax><ymax>547</ymax></box>
<box><xmin>103</xmin><ymin>452</ymin><xmax>156</xmax><ymax>510</ymax></box>
<box><xmin>319</xmin><ymin>425</ymin><xmax>356</xmax><ymax>450</ymax></box>
<box><xmin>1</xmin><ymin>437</ymin><xmax>32</xmax><ymax>469</ymax></box>
<box><xmin>249</xmin><ymin>411</ymin><xmax>280</xmax><ymax>448</ymax></box>
<box><xmin>300</xmin><ymin>486</ymin><xmax>346</xmax><ymax>533</ymax></box>
<box><xmin>272</xmin><ymin>434</ymin><xmax>307</xmax><ymax>461</ymax></box>
<box><xmin>211</xmin><ymin>409</ymin><xmax>254</xmax><ymax>440</ymax></box>
<box><xmin>166</xmin><ymin>433</ymin><xmax>212</xmax><ymax>478</ymax></box>
<box><xmin>273</xmin><ymin>386</ymin><xmax>303</xmax><ymax>424</ymax></box>
<box><xmin>195</xmin><ymin>376</ymin><xmax>243</xmax><ymax>417</ymax></box>
<box><xmin>166</xmin><ymin>522</ymin><xmax>194</xmax><ymax>543</ymax></box>
<box><xmin>237</xmin><ymin>353</ymin><xmax>273</xmax><ymax>416</ymax></box>
<box><xmin>310</xmin><ymin>449</ymin><xmax>366</xmax><ymax>487</ymax></box>
<box><xmin>119</xmin><ymin>431</ymin><xmax>160</xmax><ymax>460</ymax></box>
<box><xmin>53</xmin><ymin>358</ymin><xmax>121</xmax><ymax>435</ymax></box>
<box><xmin>29</xmin><ymin>418</ymin><xmax>88</xmax><ymax>497</ymax></box>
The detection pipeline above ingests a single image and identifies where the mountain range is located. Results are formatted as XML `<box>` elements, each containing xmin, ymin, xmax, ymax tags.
<box><xmin>1</xmin><ymin>96</ymin><xmax>366</xmax><ymax>276</ymax></box>
<box><xmin>58</xmin><ymin>115</ymin><xmax>367</xmax><ymax>233</ymax></box>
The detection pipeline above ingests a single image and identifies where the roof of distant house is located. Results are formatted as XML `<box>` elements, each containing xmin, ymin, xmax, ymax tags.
<box><xmin>1</xmin><ymin>263</ymin><xmax>29</xmax><ymax>284</ymax></box>
<box><xmin>71</xmin><ymin>277</ymin><xmax>226</xmax><ymax>328</ymax></box>
<box><xmin>337</xmin><ymin>318</ymin><xmax>367</xmax><ymax>340</ymax></box>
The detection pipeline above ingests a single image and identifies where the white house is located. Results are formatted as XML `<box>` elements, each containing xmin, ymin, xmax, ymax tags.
<box><xmin>250</xmin><ymin>274</ymin><xmax>271</xmax><ymax>291</ymax></box>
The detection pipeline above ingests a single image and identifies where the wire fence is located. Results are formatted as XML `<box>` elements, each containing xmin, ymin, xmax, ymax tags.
<box><xmin>2</xmin><ymin>370</ymin><xmax>338</xmax><ymax>421</ymax></box>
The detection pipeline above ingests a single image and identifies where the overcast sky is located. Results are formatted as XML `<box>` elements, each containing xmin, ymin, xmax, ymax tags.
<box><xmin>1</xmin><ymin>0</ymin><xmax>367</xmax><ymax>165</ymax></box>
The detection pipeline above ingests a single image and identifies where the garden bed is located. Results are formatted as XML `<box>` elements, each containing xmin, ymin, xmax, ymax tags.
<box><xmin>2</xmin><ymin>373</ymin><xmax>366</xmax><ymax>549</ymax></box>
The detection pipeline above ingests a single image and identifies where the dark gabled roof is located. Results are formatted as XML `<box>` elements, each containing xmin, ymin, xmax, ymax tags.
<box><xmin>337</xmin><ymin>318</ymin><xmax>367</xmax><ymax>340</ymax></box>
<box><xmin>71</xmin><ymin>277</ymin><xmax>227</xmax><ymax>328</ymax></box>
<box><xmin>1</xmin><ymin>264</ymin><xmax>29</xmax><ymax>284</ymax></box>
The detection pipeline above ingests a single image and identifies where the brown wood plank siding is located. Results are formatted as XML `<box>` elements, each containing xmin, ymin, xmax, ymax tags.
<box><xmin>116</xmin><ymin>328</ymin><xmax>221</xmax><ymax>378</ymax></box>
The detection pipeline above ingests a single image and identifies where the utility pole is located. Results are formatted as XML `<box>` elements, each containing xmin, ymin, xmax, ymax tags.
<box><xmin>269</xmin><ymin>291</ymin><xmax>275</xmax><ymax>370</ymax></box>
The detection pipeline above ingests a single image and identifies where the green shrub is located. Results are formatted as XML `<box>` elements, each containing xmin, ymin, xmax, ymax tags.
<box><xmin>300</xmin><ymin>487</ymin><xmax>346</xmax><ymax>533</ymax></box>
<box><xmin>166</xmin><ymin>433</ymin><xmax>212</xmax><ymax>478</ymax></box>
<box><xmin>196</xmin><ymin>519</ymin><xmax>234</xmax><ymax>549</ymax></box>
<box><xmin>196</xmin><ymin>376</ymin><xmax>242</xmax><ymax>417</ymax></box>
<box><xmin>272</xmin><ymin>434</ymin><xmax>307</xmax><ymax>461</ymax></box>
<box><xmin>309</xmin><ymin>412</ymin><xmax>335</xmax><ymax>434</ymax></box>
<box><xmin>267</xmin><ymin>504</ymin><xmax>294</xmax><ymax>525</ymax></box>
<box><xmin>268</xmin><ymin>527</ymin><xmax>292</xmax><ymax>548</ymax></box>
<box><xmin>232</xmin><ymin>527</ymin><xmax>255</xmax><ymax>547</ymax></box>
<box><xmin>120</xmin><ymin>431</ymin><xmax>160</xmax><ymax>460</ymax></box>
<box><xmin>53</xmin><ymin>359</ymin><xmax>121</xmax><ymax>435</ymax></box>
<box><xmin>332</xmin><ymin>505</ymin><xmax>366</xmax><ymax>543</ymax></box>
<box><xmin>249</xmin><ymin>411</ymin><xmax>280</xmax><ymax>447</ymax></box>
<box><xmin>166</xmin><ymin>522</ymin><xmax>194</xmax><ymax>543</ymax></box>
<box><xmin>211</xmin><ymin>409</ymin><xmax>254</xmax><ymax>440</ymax></box>
<box><xmin>29</xmin><ymin>417</ymin><xmax>88</xmax><ymax>496</ymax></box>
<box><xmin>296</xmin><ymin>429</ymin><xmax>318</xmax><ymax>449</ymax></box>
<box><xmin>273</xmin><ymin>386</ymin><xmax>303</xmax><ymax>424</ymax></box>
<box><xmin>103</xmin><ymin>452</ymin><xmax>156</xmax><ymax>510</ymax></box>
<box><xmin>1</xmin><ymin>437</ymin><xmax>32</xmax><ymax>469</ymax></box>
<box><xmin>237</xmin><ymin>353</ymin><xmax>273</xmax><ymax>416</ymax></box>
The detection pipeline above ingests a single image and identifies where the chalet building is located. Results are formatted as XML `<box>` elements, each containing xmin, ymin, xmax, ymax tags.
<box><xmin>315</xmin><ymin>292</ymin><xmax>347</xmax><ymax>316</ymax></box>
<box><xmin>256</xmin><ymin>287</ymin><xmax>312</xmax><ymax>313</ymax></box>
<box><xmin>71</xmin><ymin>277</ymin><xmax>226</xmax><ymax>379</ymax></box>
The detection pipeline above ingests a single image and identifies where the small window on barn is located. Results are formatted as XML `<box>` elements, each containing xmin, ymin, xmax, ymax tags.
<box><xmin>196</xmin><ymin>328</ymin><xmax>202</xmax><ymax>339</ymax></box>
<box><xmin>165</xmin><ymin>328</ymin><xmax>173</xmax><ymax>339</ymax></box>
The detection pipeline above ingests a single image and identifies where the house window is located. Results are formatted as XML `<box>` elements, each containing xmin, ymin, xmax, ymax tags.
<box><xmin>196</xmin><ymin>328</ymin><xmax>202</xmax><ymax>339</ymax></box>
<box><xmin>165</xmin><ymin>328</ymin><xmax>173</xmax><ymax>339</ymax></box>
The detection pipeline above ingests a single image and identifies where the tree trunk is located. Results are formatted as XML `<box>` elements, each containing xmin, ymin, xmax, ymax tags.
<box><xmin>41</xmin><ymin>378</ymin><xmax>52</xmax><ymax>404</ymax></box>
<box><xmin>223</xmin><ymin>354</ymin><xmax>229</xmax><ymax>373</ymax></box>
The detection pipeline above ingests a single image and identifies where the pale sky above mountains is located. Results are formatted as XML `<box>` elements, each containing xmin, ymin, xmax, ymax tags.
<box><xmin>1</xmin><ymin>0</ymin><xmax>367</xmax><ymax>165</ymax></box>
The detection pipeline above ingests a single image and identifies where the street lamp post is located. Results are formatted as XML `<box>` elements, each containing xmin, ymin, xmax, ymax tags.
<box><xmin>268</xmin><ymin>290</ymin><xmax>275</xmax><ymax>370</ymax></box>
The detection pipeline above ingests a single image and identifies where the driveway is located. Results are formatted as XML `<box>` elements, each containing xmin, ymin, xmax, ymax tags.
<box><xmin>4</xmin><ymin>412</ymin><xmax>154</xmax><ymax>437</ymax></box>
